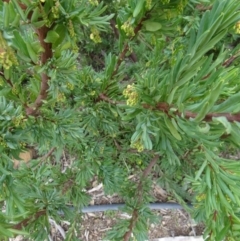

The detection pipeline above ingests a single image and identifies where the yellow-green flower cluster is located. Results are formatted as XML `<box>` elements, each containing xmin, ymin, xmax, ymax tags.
<box><xmin>12</xmin><ymin>85</ymin><xmax>19</xmax><ymax>95</ymax></box>
<box><xmin>121</xmin><ymin>21</ymin><xmax>135</xmax><ymax>37</ymax></box>
<box><xmin>57</xmin><ymin>92</ymin><xmax>66</xmax><ymax>102</ymax></box>
<box><xmin>123</xmin><ymin>84</ymin><xmax>139</xmax><ymax>106</ymax></box>
<box><xmin>0</xmin><ymin>33</ymin><xmax>18</xmax><ymax>69</ymax></box>
<box><xmin>136</xmin><ymin>158</ymin><xmax>142</xmax><ymax>166</ymax></box>
<box><xmin>177</xmin><ymin>0</ymin><xmax>187</xmax><ymax>13</ymax></box>
<box><xmin>68</xmin><ymin>20</ymin><xmax>75</xmax><ymax>38</ymax></box>
<box><xmin>72</xmin><ymin>42</ymin><xmax>79</xmax><ymax>53</ymax></box>
<box><xmin>0</xmin><ymin>137</ymin><xmax>7</xmax><ymax>148</ymax></box>
<box><xmin>234</xmin><ymin>21</ymin><xmax>240</xmax><ymax>34</ymax></box>
<box><xmin>66</xmin><ymin>20</ymin><xmax>78</xmax><ymax>51</ymax></box>
<box><xmin>131</xmin><ymin>139</ymin><xmax>144</xmax><ymax>152</ymax></box>
<box><xmin>150</xmin><ymin>35</ymin><xmax>157</xmax><ymax>45</ymax></box>
<box><xmin>90</xmin><ymin>90</ymin><xmax>96</xmax><ymax>96</ymax></box>
<box><xmin>90</xmin><ymin>27</ymin><xmax>102</xmax><ymax>43</ymax></box>
<box><xmin>99</xmin><ymin>145</ymin><xmax>104</xmax><ymax>154</ymax></box>
<box><xmin>12</xmin><ymin>114</ymin><xmax>24</xmax><ymax>127</ymax></box>
<box><xmin>20</xmin><ymin>142</ymin><xmax>26</xmax><ymax>148</ymax></box>
<box><xmin>226</xmin><ymin>237</ymin><xmax>235</xmax><ymax>241</ymax></box>
<box><xmin>89</xmin><ymin>0</ymin><xmax>98</xmax><ymax>6</ymax></box>
<box><xmin>161</xmin><ymin>0</ymin><xmax>170</xmax><ymax>4</ymax></box>
<box><xmin>146</xmin><ymin>0</ymin><xmax>152</xmax><ymax>10</ymax></box>
<box><xmin>0</xmin><ymin>48</ymin><xmax>18</xmax><ymax>69</ymax></box>
<box><xmin>195</xmin><ymin>193</ymin><xmax>206</xmax><ymax>202</ymax></box>
<box><xmin>66</xmin><ymin>82</ymin><xmax>74</xmax><ymax>90</ymax></box>
<box><xmin>52</xmin><ymin>1</ymin><xmax>60</xmax><ymax>19</ymax></box>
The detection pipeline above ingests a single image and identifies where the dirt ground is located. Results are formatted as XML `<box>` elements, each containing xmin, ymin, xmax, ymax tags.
<box><xmin>77</xmin><ymin>182</ymin><xmax>204</xmax><ymax>241</ymax></box>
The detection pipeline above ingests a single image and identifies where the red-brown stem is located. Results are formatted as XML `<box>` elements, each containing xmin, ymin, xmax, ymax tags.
<box><xmin>146</xmin><ymin>102</ymin><xmax>240</xmax><ymax>122</ymax></box>
<box><xmin>0</xmin><ymin>71</ymin><xmax>13</xmax><ymax>87</ymax></box>
<box><xmin>98</xmin><ymin>93</ymin><xmax>124</xmax><ymax>104</ymax></box>
<box><xmin>112</xmin><ymin>43</ymin><xmax>130</xmax><ymax>77</ymax></box>
<box><xmin>12</xmin><ymin>210</ymin><xmax>46</xmax><ymax>230</ymax></box>
<box><xmin>33</xmin><ymin>147</ymin><xmax>56</xmax><ymax>170</ymax></box>
<box><xmin>26</xmin><ymin>26</ymin><xmax>53</xmax><ymax>116</ymax></box>
<box><xmin>3</xmin><ymin>1</ymin><xmax>52</xmax><ymax>116</ymax></box>
<box><xmin>223</xmin><ymin>50</ymin><xmax>240</xmax><ymax>67</ymax></box>
<box><xmin>110</xmin><ymin>19</ymin><xmax>119</xmax><ymax>39</ymax></box>
<box><xmin>123</xmin><ymin>209</ymin><xmax>138</xmax><ymax>241</ymax></box>
<box><xmin>111</xmin><ymin>15</ymin><xmax>149</xmax><ymax>78</ymax></box>
<box><xmin>100</xmin><ymin>94</ymin><xmax>240</xmax><ymax>122</ymax></box>
<box><xmin>123</xmin><ymin>154</ymin><xmax>159</xmax><ymax>241</ymax></box>
<box><xmin>110</xmin><ymin>19</ymin><xmax>138</xmax><ymax>63</ymax></box>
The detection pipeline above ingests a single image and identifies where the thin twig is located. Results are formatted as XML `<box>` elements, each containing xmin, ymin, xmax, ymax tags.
<box><xmin>111</xmin><ymin>15</ymin><xmax>150</xmax><ymax>78</ymax></box>
<box><xmin>12</xmin><ymin>210</ymin><xmax>46</xmax><ymax>230</ymax></box>
<box><xmin>100</xmin><ymin>93</ymin><xmax>240</xmax><ymax>123</ymax></box>
<box><xmin>0</xmin><ymin>71</ymin><xmax>13</xmax><ymax>87</ymax></box>
<box><xmin>123</xmin><ymin>154</ymin><xmax>159</xmax><ymax>241</ymax></box>
<box><xmin>33</xmin><ymin>147</ymin><xmax>56</xmax><ymax>170</ymax></box>
<box><xmin>110</xmin><ymin>19</ymin><xmax>138</xmax><ymax>63</ymax></box>
<box><xmin>223</xmin><ymin>50</ymin><xmax>240</xmax><ymax>67</ymax></box>
<box><xmin>98</xmin><ymin>93</ymin><xmax>124</xmax><ymax>105</ymax></box>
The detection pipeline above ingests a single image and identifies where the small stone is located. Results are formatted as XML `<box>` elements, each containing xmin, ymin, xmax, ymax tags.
<box><xmin>150</xmin><ymin>223</ymin><xmax>155</xmax><ymax>228</ymax></box>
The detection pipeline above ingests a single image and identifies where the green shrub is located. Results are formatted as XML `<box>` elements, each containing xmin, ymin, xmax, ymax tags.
<box><xmin>1</xmin><ymin>0</ymin><xmax>240</xmax><ymax>240</ymax></box>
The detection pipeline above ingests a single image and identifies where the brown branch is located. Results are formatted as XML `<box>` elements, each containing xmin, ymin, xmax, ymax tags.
<box><xmin>141</xmin><ymin>154</ymin><xmax>159</xmax><ymax>179</ymax></box>
<box><xmin>123</xmin><ymin>209</ymin><xmax>138</xmax><ymax>241</ymax></box>
<box><xmin>111</xmin><ymin>15</ymin><xmax>149</xmax><ymax>78</ymax></box>
<box><xmin>4</xmin><ymin>1</ymin><xmax>52</xmax><ymax>116</ymax></box>
<box><xmin>196</xmin><ymin>4</ymin><xmax>212</xmax><ymax>11</ymax></box>
<box><xmin>110</xmin><ymin>20</ymin><xmax>138</xmax><ymax>64</ymax></box>
<box><xmin>12</xmin><ymin>209</ymin><xmax>46</xmax><ymax>230</ymax></box>
<box><xmin>100</xmin><ymin>93</ymin><xmax>240</xmax><ymax>123</ymax></box>
<box><xmin>202</xmin><ymin>51</ymin><xmax>240</xmax><ymax>81</ymax></box>
<box><xmin>112</xmin><ymin>43</ymin><xmax>130</xmax><ymax>77</ymax></box>
<box><xmin>151</xmin><ymin>102</ymin><xmax>240</xmax><ymax>123</ymax></box>
<box><xmin>123</xmin><ymin>154</ymin><xmax>159</xmax><ymax>241</ymax></box>
<box><xmin>110</xmin><ymin>19</ymin><xmax>119</xmax><ymax>39</ymax></box>
<box><xmin>223</xmin><ymin>50</ymin><xmax>240</xmax><ymax>67</ymax></box>
<box><xmin>0</xmin><ymin>71</ymin><xmax>13</xmax><ymax>87</ymax></box>
<box><xmin>98</xmin><ymin>93</ymin><xmax>124</xmax><ymax>104</ymax></box>
<box><xmin>26</xmin><ymin>25</ymin><xmax>53</xmax><ymax>116</ymax></box>
<box><xmin>33</xmin><ymin>147</ymin><xmax>56</xmax><ymax>170</ymax></box>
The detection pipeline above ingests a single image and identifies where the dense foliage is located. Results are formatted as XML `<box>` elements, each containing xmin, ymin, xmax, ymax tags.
<box><xmin>1</xmin><ymin>0</ymin><xmax>240</xmax><ymax>240</ymax></box>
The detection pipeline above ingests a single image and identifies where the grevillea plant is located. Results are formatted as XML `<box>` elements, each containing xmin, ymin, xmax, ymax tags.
<box><xmin>1</xmin><ymin>0</ymin><xmax>240</xmax><ymax>240</ymax></box>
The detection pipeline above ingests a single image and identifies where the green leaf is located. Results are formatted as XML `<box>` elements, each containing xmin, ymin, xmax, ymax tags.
<box><xmin>44</xmin><ymin>30</ymin><xmax>60</xmax><ymax>44</ymax></box>
<box><xmin>26</xmin><ymin>42</ymin><xmax>39</xmax><ymax>64</ymax></box>
<box><xmin>0</xmin><ymin>225</ymin><xmax>13</xmax><ymax>238</ymax></box>
<box><xmin>205</xmin><ymin>166</ymin><xmax>212</xmax><ymax>189</ymax></box>
<box><xmin>217</xmin><ymin>176</ymin><xmax>236</xmax><ymax>203</ymax></box>
<box><xmin>11</xmin><ymin>0</ymin><xmax>26</xmax><ymax>21</ymax></box>
<box><xmin>164</xmin><ymin>116</ymin><xmax>181</xmax><ymax>140</ymax></box>
<box><xmin>212</xmin><ymin>117</ymin><xmax>231</xmax><ymax>134</ymax></box>
<box><xmin>194</xmin><ymin>102</ymin><xmax>209</xmax><ymax>122</ymax></box>
<box><xmin>143</xmin><ymin>21</ymin><xmax>162</xmax><ymax>32</ymax></box>
<box><xmin>131</xmin><ymin>130</ymin><xmax>142</xmax><ymax>143</ymax></box>
<box><xmin>217</xmin><ymin>222</ymin><xmax>231</xmax><ymax>241</ymax></box>
<box><xmin>195</xmin><ymin>160</ymin><xmax>207</xmax><ymax>181</ymax></box>
<box><xmin>133</xmin><ymin>0</ymin><xmax>144</xmax><ymax>18</ymax></box>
